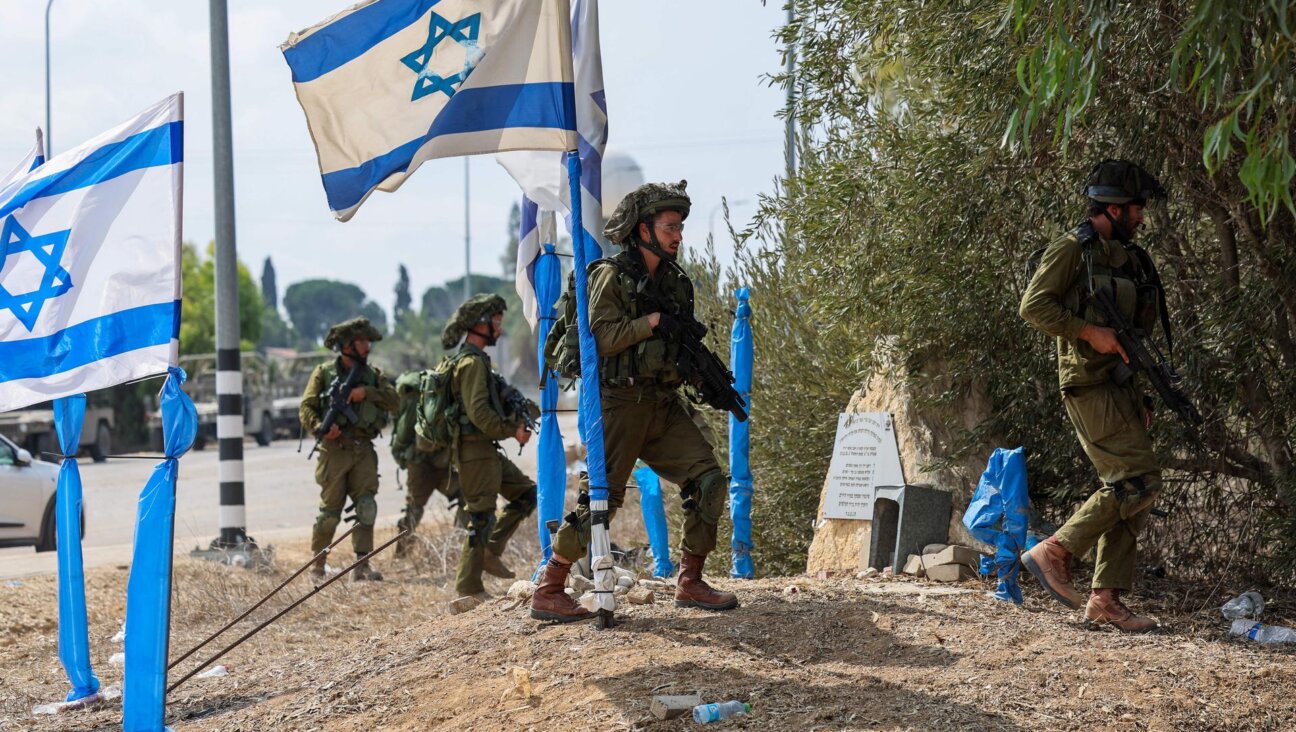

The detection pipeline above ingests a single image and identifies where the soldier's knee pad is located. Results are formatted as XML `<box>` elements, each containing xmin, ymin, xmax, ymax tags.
<box><xmin>505</xmin><ymin>489</ymin><xmax>537</xmax><ymax>517</ymax></box>
<box><xmin>682</xmin><ymin>470</ymin><xmax>727</xmax><ymax>524</ymax></box>
<box><xmin>353</xmin><ymin>495</ymin><xmax>378</xmax><ymax>527</ymax></box>
<box><xmin>467</xmin><ymin>510</ymin><xmax>497</xmax><ymax>549</ymax></box>
<box><xmin>315</xmin><ymin>509</ymin><xmax>342</xmax><ymax>534</ymax></box>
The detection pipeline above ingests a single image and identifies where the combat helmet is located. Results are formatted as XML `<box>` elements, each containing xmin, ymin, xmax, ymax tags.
<box><xmin>1084</xmin><ymin>160</ymin><xmax>1167</xmax><ymax>205</ymax></box>
<box><xmin>324</xmin><ymin>316</ymin><xmax>383</xmax><ymax>351</ymax></box>
<box><xmin>603</xmin><ymin>180</ymin><xmax>692</xmax><ymax>249</ymax></box>
<box><xmin>441</xmin><ymin>293</ymin><xmax>507</xmax><ymax>349</ymax></box>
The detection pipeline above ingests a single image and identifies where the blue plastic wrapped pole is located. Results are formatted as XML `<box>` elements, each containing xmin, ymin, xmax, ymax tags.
<box><xmin>534</xmin><ymin>241</ymin><xmax>567</xmax><ymax>573</ymax></box>
<box><xmin>566</xmin><ymin>153</ymin><xmax>616</xmax><ymax>615</ymax></box>
<box><xmin>52</xmin><ymin>394</ymin><xmax>100</xmax><ymax>702</ymax></box>
<box><xmin>123</xmin><ymin>367</ymin><xmax>198</xmax><ymax>732</ymax></box>
<box><xmin>961</xmin><ymin>447</ymin><xmax>1029</xmax><ymax>604</ymax></box>
<box><xmin>728</xmin><ymin>287</ymin><xmax>754</xmax><ymax>578</ymax></box>
<box><xmin>632</xmin><ymin>464</ymin><xmax>675</xmax><ymax>577</ymax></box>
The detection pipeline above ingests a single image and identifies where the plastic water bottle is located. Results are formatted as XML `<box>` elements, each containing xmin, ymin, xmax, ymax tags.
<box><xmin>692</xmin><ymin>700</ymin><xmax>751</xmax><ymax>723</ymax></box>
<box><xmin>1220</xmin><ymin>591</ymin><xmax>1265</xmax><ymax>619</ymax></box>
<box><xmin>1230</xmin><ymin>618</ymin><xmax>1296</xmax><ymax>644</ymax></box>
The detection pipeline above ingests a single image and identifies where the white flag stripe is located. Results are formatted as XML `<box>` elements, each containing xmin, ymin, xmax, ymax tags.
<box><xmin>0</xmin><ymin>95</ymin><xmax>182</xmax><ymax>412</ymax></box>
<box><xmin>0</xmin><ymin>344</ymin><xmax>174</xmax><ymax>413</ymax></box>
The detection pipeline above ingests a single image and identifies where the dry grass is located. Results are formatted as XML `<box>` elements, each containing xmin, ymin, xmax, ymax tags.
<box><xmin>5</xmin><ymin>479</ymin><xmax>1296</xmax><ymax>731</ymax></box>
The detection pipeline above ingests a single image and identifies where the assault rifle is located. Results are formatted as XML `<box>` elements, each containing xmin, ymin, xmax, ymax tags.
<box><xmin>645</xmin><ymin>300</ymin><xmax>748</xmax><ymax>422</ymax></box>
<box><xmin>1088</xmin><ymin>285</ymin><xmax>1203</xmax><ymax>429</ymax></box>
<box><xmin>492</xmin><ymin>372</ymin><xmax>539</xmax><ymax>454</ymax></box>
<box><xmin>307</xmin><ymin>359</ymin><xmax>369</xmax><ymax>459</ymax></box>
<box><xmin>493</xmin><ymin>372</ymin><xmax>539</xmax><ymax>433</ymax></box>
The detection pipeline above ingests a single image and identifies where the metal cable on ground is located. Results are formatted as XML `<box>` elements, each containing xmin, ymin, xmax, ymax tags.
<box><xmin>166</xmin><ymin>527</ymin><xmax>410</xmax><ymax>694</ymax></box>
<box><xmin>167</xmin><ymin>526</ymin><xmax>356</xmax><ymax>670</ymax></box>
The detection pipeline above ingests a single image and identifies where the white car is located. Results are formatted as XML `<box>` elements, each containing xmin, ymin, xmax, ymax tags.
<box><xmin>0</xmin><ymin>433</ymin><xmax>63</xmax><ymax>552</ymax></box>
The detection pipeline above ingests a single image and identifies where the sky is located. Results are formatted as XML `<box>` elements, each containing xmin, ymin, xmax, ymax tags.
<box><xmin>0</xmin><ymin>1</ymin><xmax>789</xmax><ymax>319</ymax></box>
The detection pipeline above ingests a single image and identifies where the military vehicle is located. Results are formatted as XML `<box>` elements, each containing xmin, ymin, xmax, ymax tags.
<box><xmin>0</xmin><ymin>391</ymin><xmax>116</xmax><ymax>462</ymax></box>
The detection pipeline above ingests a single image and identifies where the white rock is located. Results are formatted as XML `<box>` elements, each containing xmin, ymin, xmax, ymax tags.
<box><xmin>627</xmin><ymin>588</ymin><xmax>656</xmax><ymax>605</ymax></box>
<box><xmin>567</xmin><ymin>573</ymin><xmax>594</xmax><ymax>593</ymax></box>
<box><xmin>507</xmin><ymin>580</ymin><xmax>536</xmax><ymax>599</ymax></box>
<box><xmin>448</xmin><ymin>595</ymin><xmax>483</xmax><ymax>615</ymax></box>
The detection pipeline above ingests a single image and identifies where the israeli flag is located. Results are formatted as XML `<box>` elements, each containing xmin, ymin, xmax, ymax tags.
<box><xmin>0</xmin><ymin>95</ymin><xmax>183</xmax><ymax>412</ymax></box>
<box><xmin>1</xmin><ymin>129</ymin><xmax>47</xmax><ymax>191</ymax></box>
<box><xmin>515</xmin><ymin>195</ymin><xmax>559</xmax><ymax>328</ymax></box>
<box><xmin>282</xmin><ymin>0</ymin><xmax>578</xmax><ymax>222</ymax></box>
<box><xmin>497</xmin><ymin>0</ymin><xmax>604</xmax><ymax>247</ymax></box>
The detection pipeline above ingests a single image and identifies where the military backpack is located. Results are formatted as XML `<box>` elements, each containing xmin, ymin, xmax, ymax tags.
<box><xmin>412</xmin><ymin>353</ymin><xmax>467</xmax><ymax>453</ymax></box>
<box><xmin>390</xmin><ymin>371</ymin><xmax>424</xmax><ymax>468</ymax></box>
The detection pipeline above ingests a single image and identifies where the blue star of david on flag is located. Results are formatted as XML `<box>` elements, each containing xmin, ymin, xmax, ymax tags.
<box><xmin>0</xmin><ymin>214</ymin><xmax>73</xmax><ymax>331</ymax></box>
<box><xmin>400</xmin><ymin>12</ymin><xmax>483</xmax><ymax>101</ymax></box>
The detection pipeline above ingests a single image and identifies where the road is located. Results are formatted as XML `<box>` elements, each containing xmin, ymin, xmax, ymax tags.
<box><xmin>0</xmin><ymin>425</ymin><xmax>553</xmax><ymax>579</ymax></box>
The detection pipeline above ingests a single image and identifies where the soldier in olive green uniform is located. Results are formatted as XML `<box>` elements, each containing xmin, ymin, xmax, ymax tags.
<box><xmin>300</xmin><ymin>317</ymin><xmax>400</xmax><ymax>581</ymax></box>
<box><xmin>391</xmin><ymin>371</ymin><xmax>466</xmax><ymax>557</ymax></box>
<box><xmin>442</xmin><ymin>294</ymin><xmax>539</xmax><ymax>600</ymax></box>
<box><xmin>530</xmin><ymin>180</ymin><xmax>738</xmax><ymax>623</ymax></box>
<box><xmin>1019</xmin><ymin>160</ymin><xmax>1172</xmax><ymax>632</ymax></box>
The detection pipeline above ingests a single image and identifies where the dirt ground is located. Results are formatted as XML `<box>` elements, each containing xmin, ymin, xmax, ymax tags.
<box><xmin>2</xmin><ymin>512</ymin><xmax>1295</xmax><ymax>732</ymax></box>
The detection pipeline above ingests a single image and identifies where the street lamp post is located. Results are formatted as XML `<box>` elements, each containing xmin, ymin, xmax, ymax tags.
<box><xmin>709</xmin><ymin>199</ymin><xmax>750</xmax><ymax>244</ymax></box>
<box><xmin>45</xmin><ymin>0</ymin><xmax>55</xmax><ymax>155</ymax></box>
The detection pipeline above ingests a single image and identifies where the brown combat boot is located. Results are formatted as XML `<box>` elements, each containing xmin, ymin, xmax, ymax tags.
<box><xmin>483</xmin><ymin>550</ymin><xmax>516</xmax><ymax>579</ymax></box>
<box><xmin>1085</xmin><ymin>589</ymin><xmax>1157</xmax><ymax>632</ymax></box>
<box><xmin>675</xmin><ymin>552</ymin><xmax>738</xmax><ymax>611</ymax></box>
<box><xmin>309</xmin><ymin>553</ymin><xmax>327</xmax><ymax>581</ymax></box>
<box><xmin>353</xmin><ymin>559</ymin><xmax>384</xmax><ymax>582</ymax></box>
<box><xmin>1021</xmin><ymin>537</ymin><xmax>1084</xmax><ymax>609</ymax></box>
<box><xmin>530</xmin><ymin>556</ymin><xmax>594</xmax><ymax>623</ymax></box>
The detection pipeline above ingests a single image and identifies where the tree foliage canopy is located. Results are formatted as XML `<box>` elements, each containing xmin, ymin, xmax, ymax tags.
<box><xmin>179</xmin><ymin>242</ymin><xmax>262</xmax><ymax>355</ymax></box>
<box><xmin>283</xmin><ymin>279</ymin><xmax>385</xmax><ymax>345</ymax></box>
<box><xmin>708</xmin><ymin>0</ymin><xmax>1295</xmax><ymax>580</ymax></box>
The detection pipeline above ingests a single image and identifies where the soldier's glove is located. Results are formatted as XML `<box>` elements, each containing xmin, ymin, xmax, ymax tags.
<box><xmin>656</xmin><ymin>313</ymin><xmax>682</xmax><ymax>338</ymax></box>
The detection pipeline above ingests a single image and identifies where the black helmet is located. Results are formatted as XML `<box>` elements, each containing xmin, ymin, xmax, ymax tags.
<box><xmin>1084</xmin><ymin>160</ymin><xmax>1167</xmax><ymax>205</ymax></box>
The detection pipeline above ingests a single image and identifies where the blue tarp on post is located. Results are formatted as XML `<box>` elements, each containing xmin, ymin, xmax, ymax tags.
<box><xmin>962</xmin><ymin>447</ymin><xmax>1029</xmax><ymax>604</ymax></box>
<box><xmin>632</xmin><ymin>464</ymin><xmax>675</xmax><ymax>577</ymax></box>
<box><xmin>53</xmin><ymin>394</ymin><xmax>101</xmax><ymax>702</ymax></box>
<box><xmin>123</xmin><ymin>367</ymin><xmax>197</xmax><ymax>732</ymax></box>
<box><xmin>728</xmin><ymin>288</ymin><xmax>754</xmax><ymax>578</ymax></box>
<box><xmin>534</xmin><ymin>241</ymin><xmax>567</xmax><ymax>573</ymax></box>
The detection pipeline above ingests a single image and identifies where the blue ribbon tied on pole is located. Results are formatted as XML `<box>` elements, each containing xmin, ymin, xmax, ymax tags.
<box><xmin>123</xmin><ymin>367</ymin><xmax>197</xmax><ymax>732</ymax></box>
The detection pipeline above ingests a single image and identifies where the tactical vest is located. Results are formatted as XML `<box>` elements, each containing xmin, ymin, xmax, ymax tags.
<box><xmin>1066</xmin><ymin>225</ymin><xmax>1167</xmax><ymax>345</ymax></box>
<box><xmin>452</xmin><ymin>348</ymin><xmax>505</xmax><ymax>437</ymax></box>
<box><xmin>317</xmin><ymin>360</ymin><xmax>389</xmax><ymax>438</ymax></box>
<box><xmin>545</xmin><ymin>251</ymin><xmax>694</xmax><ymax>387</ymax></box>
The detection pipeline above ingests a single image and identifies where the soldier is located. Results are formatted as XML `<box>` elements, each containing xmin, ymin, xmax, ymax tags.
<box><xmin>299</xmin><ymin>317</ymin><xmax>400</xmax><ymax>581</ymax></box>
<box><xmin>1019</xmin><ymin>160</ymin><xmax>1170</xmax><ymax>632</ymax></box>
<box><xmin>442</xmin><ymin>294</ymin><xmax>539</xmax><ymax>601</ymax></box>
<box><xmin>530</xmin><ymin>180</ymin><xmax>738</xmax><ymax>623</ymax></box>
<box><xmin>391</xmin><ymin>370</ymin><xmax>466</xmax><ymax>557</ymax></box>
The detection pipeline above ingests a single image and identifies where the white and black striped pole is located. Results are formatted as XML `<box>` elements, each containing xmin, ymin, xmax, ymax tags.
<box><xmin>210</xmin><ymin>0</ymin><xmax>248</xmax><ymax>549</ymax></box>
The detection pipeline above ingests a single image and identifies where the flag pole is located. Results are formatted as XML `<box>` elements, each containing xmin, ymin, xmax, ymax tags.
<box><xmin>464</xmin><ymin>158</ymin><xmax>471</xmax><ymax>300</ymax></box>
<box><xmin>565</xmin><ymin>152</ymin><xmax>616</xmax><ymax>628</ymax></box>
